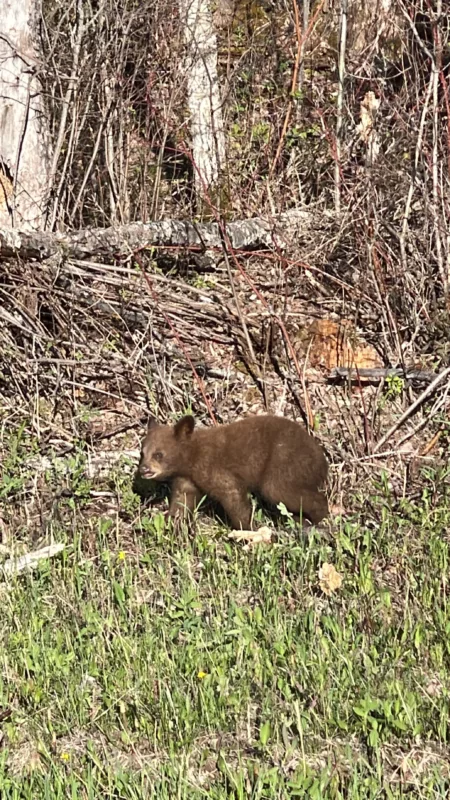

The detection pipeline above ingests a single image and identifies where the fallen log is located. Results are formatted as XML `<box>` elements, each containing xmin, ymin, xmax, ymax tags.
<box><xmin>0</xmin><ymin>208</ymin><xmax>325</xmax><ymax>261</ymax></box>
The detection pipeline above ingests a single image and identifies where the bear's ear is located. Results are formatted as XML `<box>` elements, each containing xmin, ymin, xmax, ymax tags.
<box><xmin>147</xmin><ymin>417</ymin><xmax>158</xmax><ymax>432</ymax></box>
<box><xmin>174</xmin><ymin>415</ymin><xmax>195</xmax><ymax>439</ymax></box>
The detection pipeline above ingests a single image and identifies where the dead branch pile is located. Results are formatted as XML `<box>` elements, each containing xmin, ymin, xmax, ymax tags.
<box><xmin>1</xmin><ymin>209</ymin><xmax>449</xmax><ymax>477</ymax></box>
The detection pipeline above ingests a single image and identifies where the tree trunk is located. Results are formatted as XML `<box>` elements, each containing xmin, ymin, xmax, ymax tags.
<box><xmin>0</xmin><ymin>0</ymin><xmax>52</xmax><ymax>230</ymax></box>
<box><xmin>179</xmin><ymin>0</ymin><xmax>226</xmax><ymax>195</ymax></box>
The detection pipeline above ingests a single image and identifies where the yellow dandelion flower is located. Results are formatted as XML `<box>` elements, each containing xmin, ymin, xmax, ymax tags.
<box><xmin>60</xmin><ymin>752</ymin><xmax>70</xmax><ymax>762</ymax></box>
<box><xmin>117</xmin><ymin>551</ymin><xmax>126</xmax><ymax>561</ymax></box>
<box><xmin>197</xmin><ymin>670</ymin><xmax>207</xmax><ymax>680</ymax></box>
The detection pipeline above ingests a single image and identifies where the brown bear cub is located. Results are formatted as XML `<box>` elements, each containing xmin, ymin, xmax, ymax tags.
<box><xmin>139</xmin><ymin>414</ymin><xmax>329</xmax><ymax>529</ymax></box>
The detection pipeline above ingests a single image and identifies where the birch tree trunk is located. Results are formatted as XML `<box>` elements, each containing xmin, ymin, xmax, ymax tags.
<box><xmin>0</xmin><ymin>0</ymin><xmax>52</xmax><ymax>230</ymax></box>
<box><xmin>179</xmin><ymin>0</ymin><xmax>226</xmax><ymax>196</ymax></box>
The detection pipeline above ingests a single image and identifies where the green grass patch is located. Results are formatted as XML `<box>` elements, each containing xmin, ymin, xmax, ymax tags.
<box><xmin>1</xmin><ymin>436</ymin><xmax>450</xmax><ymax>798</ymax></box>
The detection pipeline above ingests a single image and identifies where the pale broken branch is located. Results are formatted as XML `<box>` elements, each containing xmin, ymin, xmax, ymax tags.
<box><xmin>1</xmin><ymin>543</ymin><xmax>65</xmax><ymax>577</ymax></box>
<box><xmin>25</xmin><ymin>450</ymin><xmax>140</xmax><ymax>480</ymax></box>
<box><xmin>228</xmin><ymin>526</ymin><xmax>273</xmax><ymax>549</ymax></box>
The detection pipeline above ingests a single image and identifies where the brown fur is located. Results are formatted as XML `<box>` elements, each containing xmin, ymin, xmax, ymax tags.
<box><xmin>139</xmin><ymin>414</ymin><xmax>329</xmax><ymax>529</ymax></box>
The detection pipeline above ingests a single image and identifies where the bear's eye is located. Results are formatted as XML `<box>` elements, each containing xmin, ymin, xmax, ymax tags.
<box><xmin>153</xmin><ymin>451</ymin><xmax>163</xmax><ymax>462</ymax></box>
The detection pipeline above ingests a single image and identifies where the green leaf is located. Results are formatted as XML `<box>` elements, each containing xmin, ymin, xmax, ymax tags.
<box><xmin>260</xmin><ymin>720</ymin><xmax>271</xmax><ymax>746</ymax></box>
<box><xmin>113</xmin><ymin>581</ymin><xmax>125</xmax><ymax>606</ymax></box>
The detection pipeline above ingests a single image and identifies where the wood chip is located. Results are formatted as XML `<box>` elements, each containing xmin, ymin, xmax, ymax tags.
<box><xmin>318</xmin><ymin>562</ymin><xmax>343</xmax><ymax>595</ymax></box>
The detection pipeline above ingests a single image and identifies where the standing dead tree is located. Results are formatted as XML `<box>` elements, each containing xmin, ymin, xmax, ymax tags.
<box><xmin>0</xmin><ymin>0</ymin><xmax>52</xmax><ymax>229</ymax></box>
<box><xmin>180</xmin><ymin>0</ymin><xmax>226</xmax><ymax>197</ymax></box>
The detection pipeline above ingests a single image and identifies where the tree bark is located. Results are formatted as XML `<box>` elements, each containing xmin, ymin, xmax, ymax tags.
<box><xmin>179</xmin><ymin>0</ymin><xmax>226</xmax><ymax>194</ymax></box>
<box><xmin>0</xmin><ymin>0</ymin><xmax>52</xmax><ymax>230</ymax></box>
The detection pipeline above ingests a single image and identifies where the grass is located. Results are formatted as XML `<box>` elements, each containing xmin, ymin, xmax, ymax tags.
<box><xmin>1</xmin><ymin>428</ymin><xmax>450</xmax><ymax>798</ymax></box>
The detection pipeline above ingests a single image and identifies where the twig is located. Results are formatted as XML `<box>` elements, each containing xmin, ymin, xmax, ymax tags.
<box><xmin>219</xmin><ymin>227</ymin><xmax>257</xmax><ymax>365</ymax></box>
<box><xmin>397</xmin><ymin>389</ymin><xmax>450</xmax><ymax>449</ymax></box>
<box><xmin>373</xmin><ymin>366</ymin><xmax>450</xmax><ymax>453</ymax></box>
<box><xmin>430</xmin><ymin>0</ymin><xmax>447</xmax><ymax>295</ymax></box>
<box><xmin>0</xmin><ymin>32</ymin><xmax>40</xmax><ymax>67</ymax></box>
<box><xmin>176</xmin><ymin>143</ymin><xmax>311</xmax><ymax>424</ymax></box>
<box><xmin>299</xmin><ymin>0</ymin><xmax>309</xmax><ymax>97</ymax></box>
<box><xmin>87</xmin><ymin>416</ymin><xmax>147</xmax><ymax>443</ymax></box>
<box><xmin>47</xmin><ymin>0</ymin><xmax>84</xmax><ymax>230</ymax></box>
<box><xmin>399</xmin><ymin>48</ymin><xmax>434</xmax><ymax>274</ymax></box>
<box><xmin>137</xmin><ymin>258</ymin><xmax>217</xmax><ymax>424</ymax></box>
<box><xmin>334</xmin><ymin>0</ymin><xmax>347</xmax><ymax>215</ymax></box>
<box><xmin>270</xmin><ymin>0</ymin><xmax>326</xmax><ymax>176</ymax></box>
